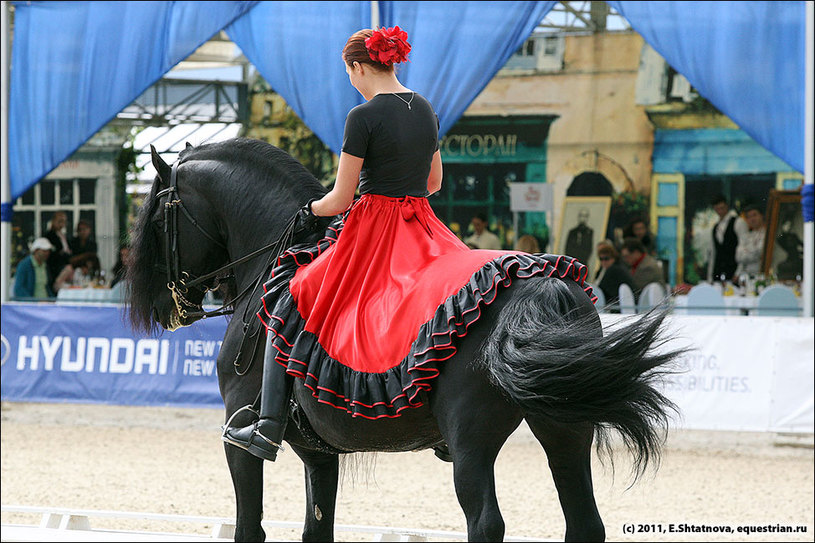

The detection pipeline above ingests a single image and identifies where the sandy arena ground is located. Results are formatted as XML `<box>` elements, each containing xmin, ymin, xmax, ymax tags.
<box><xmin>1</xmin><ymin>401</ymin><xmax>813</xmax><ymax>542</ymax></box>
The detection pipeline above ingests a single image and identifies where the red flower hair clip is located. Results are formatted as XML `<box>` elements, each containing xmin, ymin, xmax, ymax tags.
<box><xmin>365</xmin><ymin>26</ymin><xmax>411</xmax><ymax>66</ymax></box>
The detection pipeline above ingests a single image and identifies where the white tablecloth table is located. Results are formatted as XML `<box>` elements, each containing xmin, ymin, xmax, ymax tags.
<box><xmin>55</xmin><ymin>285</ymin><xmax>123</xmax><ymax>304</ymax></box>
<box><xmin>673</xmin><ymin>293</ymin><xmax>802</xmax><ymax>316</ymax></box>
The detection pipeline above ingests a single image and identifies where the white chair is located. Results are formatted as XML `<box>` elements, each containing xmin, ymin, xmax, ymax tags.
<box><xmin>684</xmin><ymin>283</ymin><xmax>726</xmax><ymax>315</ymax></box>
<box><xmin>637</xmin><ymin>282</ymin><xmax>666</xmax><ymax>313</ymax></box>
<box><xmin>618</xmin><ymin>283</ymin><xmax>636</xmax><ymax>315</ymax></box>
<box><xmin>756</xmin><ymin>285</ymin><xmax>799</xmax><ymax>317</ymax></box>
<box><xmin>588</xmin><ymin>283</ymin><xmax>606</xmax><ymax>311</ymax></box>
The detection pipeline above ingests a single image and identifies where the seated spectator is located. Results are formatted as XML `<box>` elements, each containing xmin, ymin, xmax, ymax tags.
<box><xmin>620</xmin><ymin>237</ymin><xmax>664</xmax><ymax>295</ymax></box>
<box><xmin>622</xmin><ymin>216</ymin><xmax>655</xmax><ymax>255</ymax></box>
<box><xmin>13</xmin><ymin>237</ymin><xmax>55</xmax><ymax>299</ymax></box>
<box><xmin>514</xmin><ymin>234</ymin><xmax>541</xmax><ymax>254</ymax></box>
<box><xmin>110</xmin><ymin>244</ymin><xmax>131</xmax><ymax>287</ymax></box>
<box><xmin>734</xmin><ymin>204</ymin><xmax>766</xmax><ymax>280</ymax></box>
<box><xmin>464</xmin><ymin>213</ymin><xmax>502</xmax><ymax>250</ymax></box>
<box><xmin>45</xmin><ymin>211</ymin><xmax>72</xmax><ymax>292</ymax></box>
<box><xmin>68</xmin><ymin>219</ymin><xmax>98</xmax><ymax>255</ymax></box>
<box><xmin>594</xmin><ymin>240</ymin><xmax>634</xmax><ymax>313</ymax></box>
<box><xmin>54</xmin><ymin>252</ymin><xmax>102</xmax><ymax>291</ymax></box>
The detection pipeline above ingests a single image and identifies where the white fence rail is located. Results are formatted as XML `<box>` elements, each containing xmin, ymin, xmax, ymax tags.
<box><xmin>1</xmin><ymin>505</ymin><xmax>548</xmax><ymax>542</ymax></box>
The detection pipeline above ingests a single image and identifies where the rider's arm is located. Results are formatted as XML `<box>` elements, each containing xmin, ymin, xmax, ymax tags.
<box><xmin>310</xmin><ymin>152</ymin><xmax>362</xmax><ymax>217</ymax></box>
<box><xmin>427</xmin><ymin>150</ymin><xmax>443</xmax><ymax>195</ymax></box>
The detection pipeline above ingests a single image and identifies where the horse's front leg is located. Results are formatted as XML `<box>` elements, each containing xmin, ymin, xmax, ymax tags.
<box><xmin>218</xmin><ymin>308</ymin><xmax>269</xmax><ymax>541</ymax></box>
<box><xmin>291</xmin><ymin>444</ymin><xmax>339</xmax><ymax>542</ymax></box>
<box><xmin>225</xmin><ymin>442</ymin><xmax>266</xmax><ymax>542</ymax></box>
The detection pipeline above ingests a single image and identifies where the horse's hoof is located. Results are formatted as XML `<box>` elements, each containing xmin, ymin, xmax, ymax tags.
<box><xmin>433</xmin><ymin>444</ymin><xmax>453</xmax><ymax>463</ymax></box>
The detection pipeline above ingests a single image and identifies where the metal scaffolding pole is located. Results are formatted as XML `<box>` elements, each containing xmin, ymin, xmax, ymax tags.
<box><xmin>371</xmin><ymin>0</ymin><xmax>379</xmax><ymax>29</ymax></box>
<box><xmin>1</xmin><ymin>1</ymin><xmax>11</xmax><ymax>303</ymax></box>
<box><xmin>804</xmin><ymin>0</ymin><xmax>814</xmax><ymax>318</ymax></box>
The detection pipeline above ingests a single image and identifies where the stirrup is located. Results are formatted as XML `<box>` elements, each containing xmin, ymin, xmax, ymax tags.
<box><xmin>220</xmin><ymin>404</ymin><xmax>259</xmax><ymax>437</ymax></box>
<box><xmin>251</xmin><ymin>428</ymin><xmax>285</xmax><ymax>453</ymax></box>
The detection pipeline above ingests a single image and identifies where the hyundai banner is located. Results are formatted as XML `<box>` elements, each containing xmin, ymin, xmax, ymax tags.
<box><xmin>1</xmin><ymin>303</ymin><xmax>227</xmax><ymax>408</ymax></box>
<box><xmin>2</xmin><ymin>304</ymin><xmax>813</xmax><ymax>433</ymax></box>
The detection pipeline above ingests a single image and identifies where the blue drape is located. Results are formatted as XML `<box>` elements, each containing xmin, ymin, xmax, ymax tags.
<box><xmin>609</xmin><ymin>0</ymin><xmax>805</xmax><ymax>174</ymax></box>
<box><xmin>8</xmin><ymin>0</ymin><xmax>260</xmax><ymax>201</ymax></box>
<box><xmin>379</xmin><ymin>1</ymin><xmax>557</xmax><ymax>138</ymax></box>
<box><xmin>226</xmin><ymin>1</ymin><xmax>370</xmax><ymax>156</ymax></box>
<box><xmin>228</xmin><ymin>1</ymin><xmax>555</xmax><ymax>154</ymax></box>
<box><xmin>6</xmin><ymin>1</ymin><xmax>807</xmax><ymax>202</ymax></box>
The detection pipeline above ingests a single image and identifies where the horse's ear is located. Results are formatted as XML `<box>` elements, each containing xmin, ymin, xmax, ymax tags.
<box><xmin>150</xmin><ymin>145</ymin><xmax>172</xmax><ymax>186</ymax></box>
<box><xmin>185</xmin><ymin>142</ymin><xmax>193</xmax><ymax>150</ymax></box>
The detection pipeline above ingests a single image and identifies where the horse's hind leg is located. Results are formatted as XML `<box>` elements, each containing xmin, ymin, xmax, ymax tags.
<box><xmin>446</xmin><ymin>410</ymin><xmax>523</xmax><ymax>541</ymax></box>
<box><xmin>432</xmin><ymin>372</ymin><xmax>523</xmax><ymax>541</ymax></box>
<box><xmin>291</xmin><ymin>445</ymin><xmax>339</xmax><ymax>542</ymax></box>
<box><xmin>526</xmin><ymin>418</ymin><xmax>605</xmax><ymax>542</ymax></box>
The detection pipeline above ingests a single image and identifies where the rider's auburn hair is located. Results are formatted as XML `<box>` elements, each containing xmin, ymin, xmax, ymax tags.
<box><xmin>342</xmin><ymin>29</ymin><xmax>392</xmax><ymax>72</ymax></box>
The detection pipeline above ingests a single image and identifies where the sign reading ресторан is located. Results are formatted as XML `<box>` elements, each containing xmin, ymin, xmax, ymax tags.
<box><xmin>440</xmin><ymin>133</ymin><xmax>518</xmax><ymax>158</ymax></box>
<box><xmin>1</xmin><ymin>303</ymin><xmax>227</xmax><ymax>407</ymax></box>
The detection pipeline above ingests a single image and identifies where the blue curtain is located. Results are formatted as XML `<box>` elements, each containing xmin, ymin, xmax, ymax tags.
<box><xmin>379</xmin><ymin>1</ymin><xmax>557</xmax><ymax>138</ymax></box>
<box><xmin>609</xmin><ymin>1</ymin><xmax>805</xmax><ymax>174</ymax></box>
<box><xmin>7</xmin><ymin>0</ymin><xmax>807</xmax><ymax>202</ymax></box>
<box><xmin>228</xmin><ymin>1</ymin><xmax>555</xmax><ymax>154</ymax></box>
<box><xmin>226</xmin><ymin>1</ymin><xmax>370</xmax><ymax>156</ymax></box>
<box><xmin>8</xmin><ymin>0</ymin><xmax>259</xmax><ymax>201</ymax></box>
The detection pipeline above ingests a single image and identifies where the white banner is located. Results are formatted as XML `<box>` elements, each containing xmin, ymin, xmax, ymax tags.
<box><xmin>509</xmin><ymin>182</ymin><xmax>553</xmax><ymax>212</ymax></box>
<box><xmin>771</xmin><ymin>320</ymin><xmax>815</xmax><ymax>432</ymax></box>
<box><xmin>601</xmin><ymin>315</ymin><xmax>815</xmax><ymax>433</ymax></box>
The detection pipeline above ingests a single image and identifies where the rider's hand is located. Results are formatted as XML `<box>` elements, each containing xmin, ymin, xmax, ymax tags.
<box><xmin>293</xmin><ymin>199</ymin><xmax>323</xmax><ymax>238</ymax></box>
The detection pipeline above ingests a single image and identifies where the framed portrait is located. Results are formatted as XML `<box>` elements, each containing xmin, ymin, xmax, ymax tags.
<box><xmin>762</xmin><ymin>189</ymin><xmax>803</xmax><ymax>281</ymax></box>
<box><xmin>555</xmin><ymin>196</ymin><xmax>612</xmax><ymax>273</ymax></box>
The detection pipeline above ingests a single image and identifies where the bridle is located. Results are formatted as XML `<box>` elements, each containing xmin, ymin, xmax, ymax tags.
<box><xmin>154</xmin><ymin>160</ymin><xmax>297</xmax><ymax>323</ymax></box>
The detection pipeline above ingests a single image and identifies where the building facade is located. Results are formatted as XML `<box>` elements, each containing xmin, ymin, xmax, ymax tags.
<box><xmin>10</xmin><ymin>130</ymin><xmax>126</xmax><ymax>279</ymax></box>
<box><xmin>458</xmin><ymin>30</ymin><xmax>803</xmax><ymax>285</ymax></box>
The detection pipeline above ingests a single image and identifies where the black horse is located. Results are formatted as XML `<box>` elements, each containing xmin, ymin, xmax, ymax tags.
<box><xmin>126</xmin><ymin>138</ymin><xmax>682</xmax><ymax>542</ymax></box>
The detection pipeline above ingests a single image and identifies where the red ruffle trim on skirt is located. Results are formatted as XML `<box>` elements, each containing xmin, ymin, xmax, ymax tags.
<box><xmin>257</xmin><ymin>194</ymin><xmax>596</xmax><ymax>419</ymax></box>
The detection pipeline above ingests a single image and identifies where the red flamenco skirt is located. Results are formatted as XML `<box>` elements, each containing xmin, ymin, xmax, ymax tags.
<box><xmin>258</xmin><ymin>194</ymin><xmax>595</xmax><ymax>419</ymax></box>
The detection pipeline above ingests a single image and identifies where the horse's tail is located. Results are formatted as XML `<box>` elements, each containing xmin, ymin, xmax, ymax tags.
<box><xmin>479</xmin><ymin>277</ymin><xmax>684</xmax><ymax>478</ymax></box>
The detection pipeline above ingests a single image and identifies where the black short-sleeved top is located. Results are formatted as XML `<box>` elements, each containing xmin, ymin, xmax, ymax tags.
<box><xmin>341</xmin><ymin>92</ymin><xmax>439</xmax><ymax>198</ymax></box>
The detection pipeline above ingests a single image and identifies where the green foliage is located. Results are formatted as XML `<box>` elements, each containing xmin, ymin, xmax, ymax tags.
<box><xmin>251</xmin><ymin>74</ymin><xmax>336</xmax><ymax>183</ymax></box>
<box><xmin>276</xmin><ymin>114</ymin><xmax>335</xmax><ymax>183</ymax></box>
<box><xmin>611</xmin><ymin>189</ymin><xmax>649</xmax><ymax>228</ymax></box>
<box><xmin>684</xmin><ymin>244</ymin><xmax>703</xmax><ymax>284</ymax></box>
<box><xmin>682</xmin><ymin>94</ymin><xmax>722</xmax><ymax>114</ymax></box>
<box><xmin>116</xmin><ymin>131</ymin><xmax>143</xmax><ymax>247</ymax></box>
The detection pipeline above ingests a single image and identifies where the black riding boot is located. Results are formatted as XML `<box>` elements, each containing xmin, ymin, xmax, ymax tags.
<box><xmin>222</xmin><ymin>336</ymin><xmax>293</xmax><ymax>461</ymax></box>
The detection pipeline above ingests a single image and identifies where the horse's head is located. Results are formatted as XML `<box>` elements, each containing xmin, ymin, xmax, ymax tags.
<box><xmin>126</xmin><ymin>138</ymin><xmax>328</xmax><ymax>335</ymax></box>
<box><xmin>126</xmin><ymin>144</ymin><xmax>230</xmax><ymax>333</ymax></box>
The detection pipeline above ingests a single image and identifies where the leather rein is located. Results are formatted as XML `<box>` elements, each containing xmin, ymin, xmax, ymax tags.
<box><xmin>154</xmin><ymin>160</ymin><xmax>297</xmax><ymax>323</ymax></box>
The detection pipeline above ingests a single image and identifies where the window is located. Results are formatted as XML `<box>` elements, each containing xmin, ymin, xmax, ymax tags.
<box><xmin>513</xmin><ymin>39</ymin><xmax>535</xmax><ymax>57</ymax></box>
<box><xmin>430</xmin><ymin>163</ymin><xmax>524</xmax><ymax>248</ymax></box>
<box><xmin>543</xmin><ymin>36</ymin><xmax>559</xmax><ymax>55</ymax></box>
<box><xmin>11</xmin><ymin>178</ymin><xmax>98</xmax><ymax>273</ymax></box>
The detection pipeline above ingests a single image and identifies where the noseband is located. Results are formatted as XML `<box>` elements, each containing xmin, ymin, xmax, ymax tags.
<box><xmin>155</xmin><ymin>160</ymin><xmax>298</xmax><ymax>322</ymax></box>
